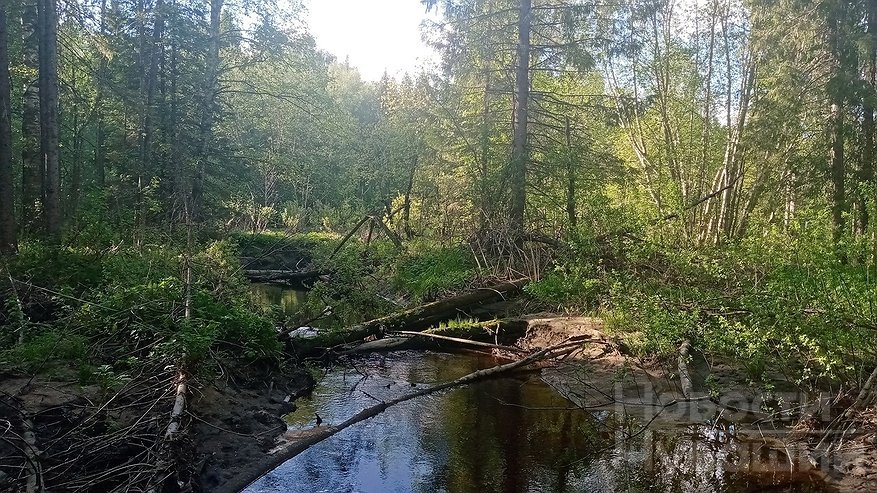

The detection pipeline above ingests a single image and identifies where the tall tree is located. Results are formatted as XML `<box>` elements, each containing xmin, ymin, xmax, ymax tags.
<box><xmin>21</xmin><ymin>0</ymin><xmax>41</xmax><ymax>233</ymax></box>
<box><xmin>0</xmin><ymin>2</ymin><xmax>15</xmax><ymax>254</ymax></box>
<box><xmin>38</xmin><ymin>0</ymin><xmax>61</xmax><ymax>238</ymax></box>
<box><xmin>858</xmin><ymin>0</ymin><xmax>877</xmax><ymax>238</ymax></box>
<box><xmin>509</xmin><ymin>0</ymin><xmax>531</xmax><ymax>239</ymax></box>
<box><xmin>192</xmin><ymin>0</ymin><xmax>223</xmax><ymax>219</ymax></box>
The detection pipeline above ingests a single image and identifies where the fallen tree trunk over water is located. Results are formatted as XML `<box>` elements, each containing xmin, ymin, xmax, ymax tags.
<box><xmin>244</xmin><ymin>269</ymin><xmax>325</xmax><ymax>284</ymax></box>
<box><xmin>291</xmin><ymin>278</ymin><xmax>529</xmax><ymax>354</ymax></box>
<box><xmin>393</xmin><ymin>330</ymin><xmax>526</xmax><ymax>354</ymax></box>
<box><xmin>223</xmin><ymin>339</ymin><xmax>581</xmax><ymax>493</ymax></box>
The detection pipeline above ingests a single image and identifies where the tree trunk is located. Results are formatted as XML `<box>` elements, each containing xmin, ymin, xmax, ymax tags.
<box><xmin>478</xmin><ymin>66</ymin><xmax>492</xmax><ymax>234</ymax></box>
<box><xmin>20</xmin><ymin>1</ymin><xmax>41</xmax><ymax>234</ymax></box>
<box><xmin>831</xmin><ymin>100</ymin><xmax>846</xmax><ymax>249</ymax></box>
<box><xmin>138</xmin><ymin>0</ymin><xmax>165</xmax><ymax>203</ymax></box>
<box><xmin>93</xmin><ymin>0</ymin><xmax>108</xmax><ymax>190</ymax></box>
<box><xmin>829</xmin><ymin>13</ymin><xmax>846</xmax><ymax>253</ymax></box>
<box><xmin>402</xmin><ymin>156</ymin><xmax>416</xmax><ymax>239</ymax></box>
<box><xmin>192</xmin><ymin>0</ymin><xmax>223</xmax><ymax>220</ymax></box>
<box><xmin>38</xmin><ymin>0</ymin><xmax>61</xmax><ymax>239</ymax></box>
<box><xmin>564</xmin><ymin>116</ymin><xmax>576</xmax><ymax>228</ymax></box>
<box><xmin>859</xmin><ymin>1</ymin><xmax>877</xmax><ymax>239</ymax></box>
<box><xmin>509</xmin><ymin>0</ymin><xmax>531</xmax><ymax>240</ymax></box>
<box><xmin>0</xmin><ymin>4</ymin><xmax>15</xmax><ymax>254</ymax></box>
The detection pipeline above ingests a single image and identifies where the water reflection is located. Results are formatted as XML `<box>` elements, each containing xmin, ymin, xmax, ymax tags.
<box><xmin>244</xmin><ymin>351</ymin><xmax>831</xmax><ymax>493</ymax></box>
<box><xmin>250</xmin><ymin>283</ymin><xmax>307</xmax><ymax>316</ymax></box>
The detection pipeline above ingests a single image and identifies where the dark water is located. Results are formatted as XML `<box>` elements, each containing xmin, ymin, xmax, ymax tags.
<box><xmin>243</xmin><ymin>351</ymin><xmax>831</xmax><ymax>493</ymax></box>
<box><xmin>250</xmin><ymin>282</ymin><xmax>307</xmax><ymax>316</ymax></box>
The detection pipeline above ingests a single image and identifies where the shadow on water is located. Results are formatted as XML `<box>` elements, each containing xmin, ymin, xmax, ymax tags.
<box><xmin>250</xmin><ymin>283</ymin><xmax>307</xmax><ymax>317</ymax></box>
<box><xmin>244</xmin><ymin>351</ymin><xmax>833</xmax><ymax>493</ymax></box>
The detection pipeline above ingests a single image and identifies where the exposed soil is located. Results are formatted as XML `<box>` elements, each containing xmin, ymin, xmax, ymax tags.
<box><xmin>0</xmin><ymin>366</ymin><xmax>315</xmax><ymax>493</ymax></box>
<box><xmin>192</xmin><ymin>369</ymin><xmax>314</xmax><ymax>493</ymax></box>
<box><xmin>826</xmin><ymin>409</ymin><xmax>877</xmax><ymax>492</ymax></box>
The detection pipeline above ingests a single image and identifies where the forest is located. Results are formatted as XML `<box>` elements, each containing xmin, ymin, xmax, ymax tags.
<box><xmin>0</xmin><ymin>0</ymin><xmax>876</xmax><ymax>491</ymax></box>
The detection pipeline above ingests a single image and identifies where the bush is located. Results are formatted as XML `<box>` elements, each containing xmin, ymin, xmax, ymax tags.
<box><xmin>3</xmin><ymin>238</ymin><xmax>283</xmax><ymax>378</ymax></box>
<box><xmin>394</xmin><ymin>244</ymin><xmax>475</xmax><ymax>301</ymax></box>
<box><xmin>525</xmin><ymin>265</ymin><xmax>605</xmax><ymax>310</ymax></box>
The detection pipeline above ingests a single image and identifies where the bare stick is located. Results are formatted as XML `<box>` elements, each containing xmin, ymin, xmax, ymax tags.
<box><xmin>22</xmin><ymin>416</ymin><xmax>42</xmax><ymax>493</ymax></box>
<box><xmin>677</xmin><ymin>339</ymin><xmax>695</xmax><ymax>398</ymax></box>
<box><xmin>329</xmin><ymin>215</ymin><xmax>372</xmax><ymax>259</ymax></box>
<box><xmin>164</xmin><ymin>372</ymin><xmax>188</xmax><ymax>439</ymax></box>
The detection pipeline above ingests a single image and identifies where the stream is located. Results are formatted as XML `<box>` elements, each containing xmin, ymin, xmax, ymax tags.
<box><xmin>250</xmin><ymin>282</ymin><xmax>308</xmax><ymax>316</ymax></box>
<box><xmin>244</xmin><ymin>284</ymin><xmax>831</xmax><ymax>493</ymax></box>
<box><xmin>242</xmin><ymin>350</ymin><xmax>832</xmax><ymax>493</ymax></box>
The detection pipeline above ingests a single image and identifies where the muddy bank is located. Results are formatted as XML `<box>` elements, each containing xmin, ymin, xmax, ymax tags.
<box><xmin>0</xmin><ymin>366</ymin><xmax>315</xmax><ymax>493</ymax></box>
<box><xmin>193</xmin><ymin>368</ymin><xmax>314</xmax><ymax>492</ymax></box>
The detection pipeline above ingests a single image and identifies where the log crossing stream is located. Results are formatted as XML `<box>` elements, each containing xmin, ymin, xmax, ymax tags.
<box><xmin>243</xmin><ymin>350</ymin><xmax>833</xmax><ymax>493</ymax></box>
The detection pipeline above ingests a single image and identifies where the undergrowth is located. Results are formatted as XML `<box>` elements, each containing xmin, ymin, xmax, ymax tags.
<box><xmin>526</xmin><ymin>227</ymin><xmax>877</xmax><ymax>389</ymax></box>
<box><xmin>1</xmin><ymin>237</ymin><xmax>282</xmax><ymax>383</ymax></box>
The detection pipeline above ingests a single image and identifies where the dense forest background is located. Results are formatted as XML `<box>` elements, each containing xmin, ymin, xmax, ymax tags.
<box><xmin>1</xmin><ymin>0</ymin><xmax>877</xmax><ymax>490</ymax></box>
<box><xmin>1</xmin><ymin>0</ymin><xmax>875</xmax><ymax>253</ymax></box>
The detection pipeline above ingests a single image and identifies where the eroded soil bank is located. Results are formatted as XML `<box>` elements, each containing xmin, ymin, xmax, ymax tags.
<box><xmin>0</xmin><ymin>366</ymin><xmax>315</xmax><ymax>492</ymax></box>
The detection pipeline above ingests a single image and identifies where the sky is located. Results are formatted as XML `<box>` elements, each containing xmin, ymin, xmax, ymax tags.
<box><xmin>304</xmin><ymin>0</ymin><xmax>439</xmax><ymax>81</ymax></box>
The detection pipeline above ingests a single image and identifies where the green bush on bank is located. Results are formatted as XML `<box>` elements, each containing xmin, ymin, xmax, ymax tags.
<box><xmin>1</xmin><ymin>238</ymin><xmax>282</xmax><ymax>379</ymax></box>
<box><xmin>393</xmin><ymin>243</ymin><xmax>476</xmax><ymax>301</ymax></box>
<box><xmin>227</xmin><ymin>225</ymin><xmax>877</xmax><ymax>390</ymax></box>
<box><xmin>533</xmin><ymin>227</ymin><xmax>877</xmax><ymax>388</ymax></box>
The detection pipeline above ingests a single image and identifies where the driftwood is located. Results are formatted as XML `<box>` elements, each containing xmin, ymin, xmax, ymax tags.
<box><xmin>652</xmin><ymin>175</ymin><xmax>743</xmax><ymax>224</ymax></box>
<box><xmin>23</xmin><ymin>415</ymin><xmax>41</xmax><ymax>493</ymax></box>
<box><xmin>330</xmin><ymin>215</ymin><xmax>373</xmax><ymax>259</ymax></box>
<box><xmin>223</xmin><ymin>339</ymin><xmax>582</xmax><ymax>493</ymax></box>
<box><xmin>339</xmin><ymin>337</ymin><xmax>413</xmax><ymax>354</ymax></box>
<box><xmin>292</xmin><ymin>278</ymin><xmax>529</xmax><ymax>354</ymax></box>
<box><xmin>370</xmin><ymin>216</ymin><xmax>403</xmax><ymax>248</ymax></box>
<box><xmin>329</xmin><ymin>213</ymin><xmax>403</xmax><ymax>260</ymax></box>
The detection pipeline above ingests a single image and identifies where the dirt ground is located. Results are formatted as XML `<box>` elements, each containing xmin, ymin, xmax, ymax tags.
<box><xmin>192</xmin><ymin>369</ymin><xmax>313</xmax><ymax>493</ymax></box>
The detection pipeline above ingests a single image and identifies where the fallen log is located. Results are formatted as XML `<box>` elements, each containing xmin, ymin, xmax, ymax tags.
<box><xmin>223</xmin><ymin>339</ymin><xmax>581</xmax><ymax>493</ymax></box>
<box><xmin>393</xmin><ymin>330</ymin><xmax>527</xmax><ymax>354</ymax></box>
<box><xmin>290</xmin><ymin>278</ymin><xmax>529</xmax><ymax>354</ymax></box>
<box><xmin>164</xmin><ymin>371</ymin><xmax>188</xmax><ymax>439</ymax></box>
<box><xmin>244</xmin><ymin>269</ymin><xmax>326</xmax><ymax>284</ymax></box>
<box><xmin>677</xmin><ymin>340</ymin><xmax>694</xmax><ymax>398</ymax></box>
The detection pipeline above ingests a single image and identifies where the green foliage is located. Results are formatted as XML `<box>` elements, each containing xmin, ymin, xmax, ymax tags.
<box><xmin>601</xmin><ymin>235</ymin><xmax>877</xmax><ymax>387</ymax></box>
<box><xmin>2</xmin><ymin>238</ymin><xmax>282</xmax><ymax>378</ymax></box>
<box><xmin>1</xmin><ymin>330</ymin><xmax>89</xmax><ymax>375</ymax></box>
<box><xmin>8</xmin><ymin>242</ymin><xmax>104</xmax><ymax>293</ymax></box>
<box><xmin>394</xmin><ymin>244</ymin><xmax>475</xmax><ymax>301</ymax></box>
<box><xmin>525</xmin><ymin>266</ymin><xmax>605</xmax><ymax>310</ymax></box>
